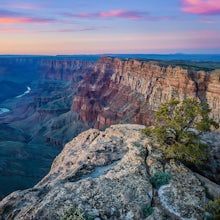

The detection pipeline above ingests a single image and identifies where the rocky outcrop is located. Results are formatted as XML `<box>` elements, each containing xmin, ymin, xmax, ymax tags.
<box><xmin>199</xmin><ymin>131</ymin><xmax>220</xmax><ymax>184</ymax></box>
<box><xmin>1</xmin><ymin>56</ymin><xmax>220</xmax><ymax>213</ymax></box>
<box><xmin>73</xmin><ymin>57</ymin><xmax>220</xmax><ymax>128</ymax></box>
<box><xmin>0</xmin><ymin>124</ymin><xmax>210</xmax><ymax>220</ymax></box>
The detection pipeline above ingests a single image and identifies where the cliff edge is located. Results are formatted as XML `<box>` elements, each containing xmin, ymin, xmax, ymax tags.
<box><xmin>0</xmin><ymin>124</ymin><xmax>212</xmax><ymax>220</ymax></box>
<box><xmin>73</xmin><ymin>57</ymin><xmax>220</xmax><ymax>128</ymax></box>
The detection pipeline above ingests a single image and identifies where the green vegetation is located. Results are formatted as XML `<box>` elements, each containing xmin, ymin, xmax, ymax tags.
<box><xmin>143</xmin><ymin>98</ymin><xmax>219</xmax><ymax>164</ymax></box>
<box><xmin>205</xmin><ymin>198</ymin><xmax>220</xmax><ymax>220</ymax></box>
<box><xmin>149</xmin><ymin>172</ymin><xmax>170</xmax><ymax>189</ymax></box>
<box><xmin>142</xmin><ymin>204</ymin><xmax>154</xmax><ymax>218</ymax></box>
<box><xmin>61</xmin><ymin>207</ymin><xmax>96</xmax><ymax>220</ymax></box>
<box><xmin>156</xmin><ymin>60</ymin><xmax>220</xmax><ymax>72</ymax></box>
<box><xmin>61</xmin><ymin>207</ymin><xmax>86</xmax><ymax>220</ymax></box>
<box><xmin>133</xmin><ymin>142</ymin><xmax>144</xmax><ymax>148</ymax></box>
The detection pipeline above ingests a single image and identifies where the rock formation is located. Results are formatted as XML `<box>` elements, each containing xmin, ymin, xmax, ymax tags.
<box><xmin>1</xmin><ymin>55</ymin><xmax>220</xmax><ymax>209</ymax></box>
<box><xmin>41</xmin><ymin>59</ymin><xmax>95</xmax><ymax>81</ymax></box>
<box><xmin>73</xmin><ymin>57</ymin><xmax>220</xmax><ymax>128</ymax></box>
<box><xmin>0</xmin><ymin>124</ymin><xmax>212</xmax><ymax>220</ymax></box>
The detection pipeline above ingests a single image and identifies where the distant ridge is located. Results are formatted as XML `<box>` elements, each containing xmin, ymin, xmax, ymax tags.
<box><xmin>105</xmin><ymin>54</ymin><xmax>220</xmax><ymax>62</ymax></box>
<box><xmin>1</xmin><ymin>54</ymin><xmax>220</xmax><ymax>61</ymax></box>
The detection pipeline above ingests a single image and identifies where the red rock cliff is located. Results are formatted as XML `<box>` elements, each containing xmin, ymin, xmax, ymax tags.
<box><xmin>72</xmin><ymin>56</ymin><xmax>220</xmax><ymax>128</ymax></box>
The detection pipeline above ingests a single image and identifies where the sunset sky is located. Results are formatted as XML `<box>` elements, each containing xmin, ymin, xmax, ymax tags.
<box><xmin>0</xmin><ymin>0</ymin><xmax>220</xmax><ymax>54</ymax></box>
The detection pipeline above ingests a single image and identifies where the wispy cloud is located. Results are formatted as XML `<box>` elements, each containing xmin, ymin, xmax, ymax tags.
<box><xmin>0</xmin><ymin>27</ymin><xmax>25</xmax><ymax>32</ymax></box>
<box><xmin>181</xmin><ymin>0</ymin><xmax>220</xmax><ymax>15</ymax></box>
<box><xmin>0</xmin><ymin>9</ymin><xmax>55</xmax><ymax>24</ymax></box>
<box><xmin>65</xmin><ymin>9</ymin><xmax>173</xmax><ymax>21</ymax></box>
<box><xmin>0</xmin><ymin>17</ymin><xmax>55</xmax><ymax>24</ymax></box>
<box><xmin>5</xmin><ymin>3</ymin><xmax>41</xmax><ymax>10</ymax></box>
<box><xmin>35</xmin><ymin>27</ymin><xmax>99</xmax><ymax>33</ymax></box>
<box><xmin>70</xmin><ymin>10</ymin><xmax>146</xmax><ymax>20</ymax></box>
<box><xmin>199</xmin><ymin>18</ymin><xmax>215</xmax><ymax>23</ymax></box>
<box><xmin>0</xmin><ymin>9</ymin><xmax>21</xmax><ymax>17</ymax></box>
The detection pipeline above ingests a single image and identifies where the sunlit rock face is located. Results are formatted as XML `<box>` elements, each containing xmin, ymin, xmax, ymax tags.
<box><xmin>73</xmin><ymin>57</ymin><xmax>220</xmax><ymax>129</ymax></box>
<box><xmin>0</xmin><ymin>124</ymin><xmax>207</xmax><ymax>220</ymax></box>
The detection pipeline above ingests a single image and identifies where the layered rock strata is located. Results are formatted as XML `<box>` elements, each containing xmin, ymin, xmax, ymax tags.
<box><xmin>41</xmin><ymin>59</ymin><xmax>95</xmax><ymax>81</ymax></box>
<box><xmin>73</xmin><ymin>57</ymin><xmax>220</xmax><ymax>128</ymax></box>
<box><xmin>0</xmin><ymin>124</ymin><xmax>209</xmax><ymax>220</ymax></box>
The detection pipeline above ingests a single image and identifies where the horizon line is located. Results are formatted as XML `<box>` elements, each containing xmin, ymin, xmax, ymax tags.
<box><xmin>1</xmin><ymin>53</ymin><xmax>220</xmax><ymax>56</ymax></box>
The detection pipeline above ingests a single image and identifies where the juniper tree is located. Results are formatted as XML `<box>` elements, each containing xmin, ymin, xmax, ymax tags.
<box><xmin>143</xmin><ymin>98</ymin><xmax>219</xmax><ymax>164</ymax></box>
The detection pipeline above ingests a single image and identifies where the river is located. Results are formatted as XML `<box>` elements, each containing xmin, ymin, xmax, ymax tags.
<box><xmin>16</xmin><ymin>86</ymin><xmax>31</xmax><ymax>98</ymax></box>
<box><xmin>0</xmin><ymin>86</ymin><xmax>31</xmax><ymax>115</ymax></box>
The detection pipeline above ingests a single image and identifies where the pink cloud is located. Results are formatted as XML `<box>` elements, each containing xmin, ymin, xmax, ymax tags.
<box><xmin>35</xmin><ymin>27</ymin><xmax>99</xmax><ymax>33</ymax></box>
<box><xmin>0</xmin><ymin>17</ymin><xmax>54</xmax><ymax>24</ymax></box>
<box><xmin>181</xmin><ymin>0</ymin><xmax>220</xmax><ymax>15</ymax></box>
<box><xmin>0</xmin><ymin>9</ymin><xmax>55</xmax><ymax>24</ymax></box>
<box><xmin>66</xmin><ymin>10</ymin><xmax>173</xmax><ymax>22</ymax></box>
<box><xmin>0</xmin><ymin>27</ymin><xmax>25</xmax><ymax>32</ymax></box>
<box><xmin>73</xmin><ymin>10</ymin><xmax>147</xmax><ymax>20</ymax></box>
<box><xmin>6</xmin><ymin>3</ymin><xmax>41</xmax><ymax>10</ymax></box>
<box><xmin>199</xmin><ymin>18</ymin><xmax>215</xmax><ymax>23</ymax></box>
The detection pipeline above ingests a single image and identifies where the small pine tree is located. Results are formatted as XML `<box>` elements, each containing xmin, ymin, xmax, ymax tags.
<box><xmin>143</xmin><ymin>98</ymin><xmax>219</xmax><ymax>164</ymax></box>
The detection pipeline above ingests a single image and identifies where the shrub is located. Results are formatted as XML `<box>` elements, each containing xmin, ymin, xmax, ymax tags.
<box><xmin>142</xmin><ymin>204</ymin><xmax>154</xmax><ymax>218</ymax></box>
<box><xmin>143</xmin><ymin>98</ymin><xmax>219</xmax><ymax>164</ymax></box>
<box><xmin>205</xmin><ymin>198</ymin><xmax>220</xmax><ymax>220</ymax></box>
<box><xmin>61</xmin><ymin>207</ymin><xmax>86</xmax><ymax>220</ymax></box>
<box><xmin>149</xmin><ymin>172</ymin><xmax>170</xmax><ymax>189</ymax></box>
<box><xmin>133</xmin><ymin>142</ymin><xmax>144</xmax><ymax>148</ymax></box>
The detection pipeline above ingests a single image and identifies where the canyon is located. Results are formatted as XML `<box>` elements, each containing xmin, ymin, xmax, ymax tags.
<box><xmin>73</xmin><ymin>56</ymin><xmax>220</xmax><ymax>128</ymax></box>
<box><xmin>0</xmin><ymin>55</ymin><xmax>220</xmax><ymax>213</ymax></box>
<box><xmin>0</xmin><ymin>124</ymin><xmax>220</xmax><ymax>219</ymax></box>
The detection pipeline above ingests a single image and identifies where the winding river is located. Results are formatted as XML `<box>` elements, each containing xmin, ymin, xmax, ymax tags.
<box><xmin>16</xmin><ymin>86</ymin><xmax>31</xmax><ymax>98</ymax></box>
<box><xmin>0</xmin><ymin>86</ymin><xmax>31</xmax><ymax>115</ymax></box>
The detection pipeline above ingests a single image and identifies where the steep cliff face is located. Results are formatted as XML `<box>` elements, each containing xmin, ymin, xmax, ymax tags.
<box><xmin>0</xmin><ymin>124</ymin><xmax>211</xmax><ymax>220</ymax></box>
<box><xmin>73</xmin><ymin>57</ymin><xmax>220</xmax><ymax>129</ymax></box>
<box><xmin>41</xmin><ymin>59</ymin><xmax>95</xmax><ymax>81</ymax></box>
<box><xmin>205</xmin><ymin>70</ymin><xmax>220</xmax><ymax>120</ymax></box>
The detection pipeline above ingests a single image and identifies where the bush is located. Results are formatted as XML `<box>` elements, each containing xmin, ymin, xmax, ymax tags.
<box><xmin>133</xmin><ymin>142</ymin><xmax>144</xmax><ymax>148</ymax></box>
<box><xmin>205</xmin><ymin>198</ymin><xmax>220</xmax><ymax>220</ymax></box>
<box><xmin>143</xmin><ymin>98</ymin><xmax>219</xmax><ymax>164</ymax></box>
<box><xmin>149</xmin><ymin>172</ymin><xmax>170</xmax><ymax>189</ymax></box>
<box><xmin>142</xmin><ymin>204</ymin><xmax>154</xmax><ymax>218</ymax></box>
<box><xmin>61</xmin><ymin>207</ymin><xmax>86</xmax><ymax>220</ymax></box>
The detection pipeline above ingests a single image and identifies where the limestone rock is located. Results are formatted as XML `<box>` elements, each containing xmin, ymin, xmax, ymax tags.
<box><xmin>0</xmin><ymin>124</ymin><xmax>210</xmax><ymax>220</ymax></box>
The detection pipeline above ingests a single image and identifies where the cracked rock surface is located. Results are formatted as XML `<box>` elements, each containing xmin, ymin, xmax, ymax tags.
<box><xmin>0</xmin><ymin>124</ymin><xmax>209</xmax><ymax>220</ymax></box>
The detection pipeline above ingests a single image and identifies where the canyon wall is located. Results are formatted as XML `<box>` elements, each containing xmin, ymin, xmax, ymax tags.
<box><xmin>40</xmin><ymin>59</ymin><xmax>95</xmax><ymax>81</ymax></box>
<box><xmin>73</xmin><ymin>56</ymin><xmax>220</xmax><ymax>128</ymax></box>
<box><xmin>0</xmin><ymin>56</ymin><xmax>97</xmax><ymax>83</ymax></box>
<box><xmin>1</xmin><ymin>56</ymin><xmax>220</xmax><ymax>200</ymax></box>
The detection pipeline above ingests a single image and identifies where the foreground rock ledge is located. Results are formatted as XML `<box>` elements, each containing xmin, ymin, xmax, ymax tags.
<box><xmin>0</xmin><ymin>124</ymin><xmax>207</xmax><ymax>220</ymax></box>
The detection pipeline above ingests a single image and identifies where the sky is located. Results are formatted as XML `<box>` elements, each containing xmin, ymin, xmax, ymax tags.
<box><xmin>0</xmin><ymin>0</ymin><xmax>220</xmax><ymax>55</ymax></box>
